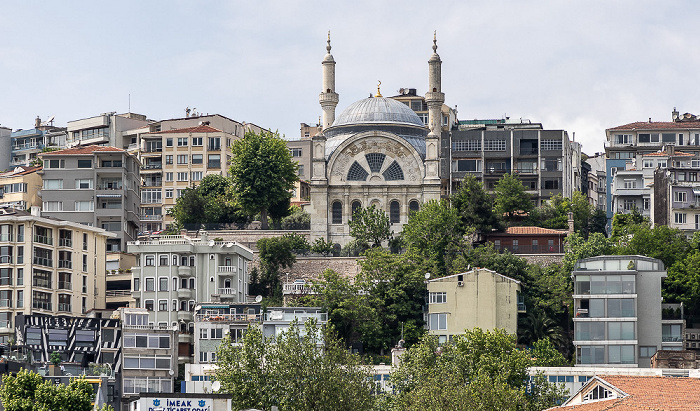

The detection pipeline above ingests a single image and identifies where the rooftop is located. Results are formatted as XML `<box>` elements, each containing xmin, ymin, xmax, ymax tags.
<box><xmin>146</xmin><ymin>125</ymin><xmax>223</xmax><ymax>134</ymax></box>
<box><xmin>41</xmin><ymin>145</ymin><xmax>125</xmax><ymax>156</ymax></box>
<box><xmin>608</xmin><ymin>121</ymin><xmax>700</xmax><ymax>131</ymax></box>
<box><xmin>0</xmin><ymin>166</ymin><xmax>42</xmax><ymax>177</ymax></box>
<box><xmin>504</xmin><ymin>226</ymin><xmax>569</xmax><ymax>235</ymax></box>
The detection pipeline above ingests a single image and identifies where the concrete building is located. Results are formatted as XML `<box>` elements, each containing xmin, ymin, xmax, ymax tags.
<box><xmin>66</xmin><ymin>112</ymin><xmax>149</xmax><ymax>150</ymax></box>
<box><xmin>425</xmin><ymin>269</ymin><xmax>523</xmax><ymax>342</ymax></box>
<box><xmin>39</xmin><ymin>145</ymin><xmax>142</xmax><ymax>252</ymax></box>
<box><xmin>118</xmin><ymin>307</ymin><xmax>177</xmax><ymax>406</ymax></box>
<box><xmin>0</xmin><ymin>207</ymin><xmax>115</xmax><ymax>343</ymax></box>
<box><xmin>0</xmin><ymin>166</ymin><xmax>42</xmax><ymax>210</ymax></box>
<box><xmin>193</xmin><ymin>302</ymin><xmax>262</xmax><ymax>364</ymax></box>
<box><xmin>127</xmin><ymin>233</ymin><xmax>254</xmax><ymax>361</ymax></box>
<box><xmin>308</xmin><ymin>34</ymin><xmax>444</xmax><ymax>246</ymax></box>
<box><xmin>652</xmin><ymin>153</ymin><xmax>700</xmax><ymax>234</ymax></box>
<box><xmin>585</xmin><ymin>153</ymin><xmax>606</xmax><ymax>210</ymax></box>
<box><xmin>8</xmin><ymin>117</ymin><xmax>67</xmax><ymax>168</ymax></box>
<box><xmin>105</xmin><ymin>252</ymin><xmax>137</xmax><ymax>310</ymax></box>
<box><xmin>446</xmin><ymin>118</ymin><xmax>581</xmax><ymax>205</ymax></box>
<box><xmin>0</xmin><ymin>125</ymin><xmax>11</xmax><ymax>171</ymax></box>
<box><xmin>136</xmin><ymin>115</ymin><xmax>264</xmax><ymax>232</ymax></box>
<box><xmin>605</xmin><ymin>109</ymin><xmax>700</xmax><ymax>230</ymax></box>
<box><xmin>572</xmin><ymin>255</ymin><xmax>684</xmax><ymax>368</ymax></box>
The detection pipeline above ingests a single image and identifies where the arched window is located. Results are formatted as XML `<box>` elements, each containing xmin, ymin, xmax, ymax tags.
<box><xmin>351</xmin><ymin>201</ymin><xmax>362</xmax><ymax>219</ymax></box>
<box><xmin>390</xmin><ymin>200</ymin><xmax>400</xmax><ymax>224</ymax></box>
<box><xmin>365</xmin><ymin>153</ymin><xmax>386</xmax><ymax>173</ymax></box>
<box><xmin>409</xmin><ymin>200</ymin><xmax>420</xmax><ymax>214</ymax></box>
<box><xmin>347</xmin><ymin>161</ymin><xmax>369</xmax><ymax>181</ymax></box>
<box><xmin>383</xmin><ymin>161</ymin><xmax>404</xmax><ymax>181</ymax></box>
<box><xmin>332</xmin><ymin>201</ymin><xmax>342</xmax><ymax>224</ymax></box>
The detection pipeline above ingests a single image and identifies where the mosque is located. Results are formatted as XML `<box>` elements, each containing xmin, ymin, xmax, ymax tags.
<box><xmin>308</xmin><ymin>34</ymin><xmax>445</xmax><ymax>245</ymax></box>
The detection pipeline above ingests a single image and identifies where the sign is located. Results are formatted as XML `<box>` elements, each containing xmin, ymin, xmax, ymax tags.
<box><xmin>148</xmin><ymin>398</ymin><xmax>211</xmax><ymax>411</ymax></box>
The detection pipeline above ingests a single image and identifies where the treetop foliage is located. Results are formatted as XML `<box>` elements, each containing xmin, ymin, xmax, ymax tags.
<box><xmin>348</xmin><ymin>204</ymin><xmax>392</xmax><ymax>248</ymax></box>
<box><xmin>0</xmin><ymin>369</ymin><xmax>102</xmax><ymax>411</ymax></box>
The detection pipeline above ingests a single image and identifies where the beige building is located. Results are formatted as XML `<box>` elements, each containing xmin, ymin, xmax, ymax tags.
<box><xmin>0</xmin><ymin>166</ymin><xmax>42</xmax><ymax>210</ymax></box>
<box><xmin>0</xmin><ymin>207</ymin><xmax>115</xmax><ymax>343</ymax></box>
<box><xmin>426</xmin><ymin>268</ymin><xmax>523</xmax><ymax>342</ymax></box>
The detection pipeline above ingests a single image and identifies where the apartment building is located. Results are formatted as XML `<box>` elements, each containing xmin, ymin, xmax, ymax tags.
<box><xmin>0</xmin><ymin>125</ymin><xmax>10</xmax><ymax>171</ymax></box>
<box><xmin>39</xmin><ymin>145</ymin><xmax>141</xmax><ymax>252</ymax></box>
<box><xmin>425</xmin><ymin>269</ymin><xmax>523</xmax><ymax>343</ymax></box>
<box><xmin>66</xmin><ymin>112</ymin><xmax>149</xmax><ymax>149</ymax></box>
<box><xmin>390</xmin><ymin>87</ymin><xmax>458</xmax><ymax>131</ymax></box>
<box><xmin>445</xmin><ymin>119</ymin><xmax>581</xmax><ymax>205</ymax></box>
<box><xmin>136</xmin><ymin>114</ymin><xmax>264</xmax><ymax>232</ymax></box>
<box><xmin>585</xmin><ymin>153</ymin><xmax>606</xmax><ymax>210</ymax></box>
<box><xmin>572</xmin><ymin>255</ymin><xmax>684</xmax><ymax>368</ymax></box>
<box><xmin>126</xmin><ymin>232</ymin><xmax>254</xmax><ymax>360</ymax></box>
<box><xmin>652</xmin><ymin>155</ymin><xmax>700</xmax><ymax>234</ymax></box>
<box><xmin>9</xmin><ymin>117</ymin><xmax>67</xmax><ymax>167</ymax></box>
<box><xmin>0</xmin><ymin>207</ymin><xmax>114</xmax><ymax>343</ymax></box>
<box><xmin>193</xmin><ymin>302</ymin><xmax>262</xmax><ymax>364</ymax></box>
<box><xmin>605</xmin><ymin>109</ymin><xmax>700</xmax><ymax>230</ymax></box>
<box><xmin>0</xmin><ymin>166</ymin><xmax>42</xmax><ymax>210</ymax></box>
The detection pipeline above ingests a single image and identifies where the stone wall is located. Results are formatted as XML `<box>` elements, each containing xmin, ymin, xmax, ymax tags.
<box><xmin>518</xmin><ymin>254</ymin><xmax>564</xmax><ymax>266</ymax></box>
<box><xmin>251</xmin><ymin>256</ymin><xmax>363</xmax><ymax>282</ymax></box>
<box><xmin>183</xmin><ymin>229</ymin><xmax>311</xmax><ymax>250</ymax></box>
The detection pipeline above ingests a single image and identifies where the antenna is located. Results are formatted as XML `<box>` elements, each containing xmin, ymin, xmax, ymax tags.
<box><xmin>41</xmin><ymin>115</ymin><xmax>55</xmax><ymax>127</ymax></box>
<box><xmin>128</xmin><ymin>93</ymin><xmax>131</xmax><ymax>113</ymax></box>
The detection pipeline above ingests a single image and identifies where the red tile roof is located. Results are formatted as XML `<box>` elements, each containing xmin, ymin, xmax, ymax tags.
<box><xmin>504</xmin><ymin>226</ymin><xmax>569</xmax><ymax>235</ymax></box>
<box><xmin>146</xmin><ymin>125</ymin><xmax>222</xmax><ymax>134</ymax></box>
<box><xmin>0</xmin><ymin>166</ymin><xmax>42</xmax><ymax>177</ymax></box>
<box><xmin>643</xmin><ymin>151</ymin><xmax>694</xmax><ymax>157</ymax></box>
<box><xmin>552</xmin><ymin>375</ymin><xmax>700</xmax><ymax>411</ymax></box>
<box><xmin>608</xmin><ymin>121</ymin><xmax>700</xmax><ymax>131</ymax></box>
<box><xmin>41</xmin><ymin>145</ymin><xmax>125</xmax><ymax>155</ymax></box>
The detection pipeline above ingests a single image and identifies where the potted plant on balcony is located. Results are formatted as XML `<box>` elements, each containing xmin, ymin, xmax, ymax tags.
<box><xmin>48</xmin><ymin>351</ymin><xmax>62</xmax><ymax>376</ymax></box>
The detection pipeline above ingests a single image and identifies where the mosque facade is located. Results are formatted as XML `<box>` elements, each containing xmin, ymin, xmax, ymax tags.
<box><xmin>308</xmin><ymin>34</ymin><xmax>445</xmax><ymax>245</ymax></box>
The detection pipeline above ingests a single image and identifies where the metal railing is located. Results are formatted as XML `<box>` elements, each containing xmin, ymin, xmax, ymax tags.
<box><xmin>196</xmin><ymin>313</ymin><xmax>261</xmax><ymax>323</ymax></box>
<box><xmin>58</xmin><ymin>260</ymin><xmax>72</xmax><ymax>269</ymax></box>
<box><xmin>32</xmin><ymin>301</ymin><xmax>52</xmax><ymax>311</ymax></box>
<box><xmin>33</xmin><ymin>257</ymin><xmax>53</xmax><ymax>267</ymax></box>
<box><xmin>58</xmin><ymin>303</ymin><xmax>72</xmax><ymax>312</ymax></box>
<box><xmin>106</xmin><ymin>290</ymin><xmax>132</xmax><ymax>297</ymax></box>
<box><xmin>494</xmin><ymin>244</ymin><xmax>564</xmax><ymax>254</ymax></box>
<box><xmin>34</xmin><ymin>235</ymin><xmax>53</xmax><ymax>245</ymax></box>
<box><xmin>58</xmin><ymin>281</ymin><xmax>72</xmax><ymax>290</ymax></box>
<box><xmin>141</xmin><ymin>164</ymin><xmax>162</xmax><ymax>170</ymax></box>
<box><xmin>140</xmin><ymin>215</ymin><xmax>163</xmax><ymax>221</ymax></box>
<box><xmin>58</xmin><ymin>238</ymin><xmax>72</xmax><ymax>247</ymax></box>
<box><xmin>96</xmin><ymin>184</ymin><xmax>123</xmax><ymax>190</ymax></box>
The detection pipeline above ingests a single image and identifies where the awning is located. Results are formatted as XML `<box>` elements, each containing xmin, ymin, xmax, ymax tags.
<box><xmin>693</xmin><ymin>187</ymin><xmax>700</xmax><ymax>196</ymax></box>
<box><xmin>96</xmin><ymin>194</ymin><xmax>123</xmax><ymax>198</ymax></box>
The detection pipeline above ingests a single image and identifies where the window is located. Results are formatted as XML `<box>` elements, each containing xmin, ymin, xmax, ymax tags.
<box><xmin>516</xmin><ymin>161</ymin><xmax>537</xmax><ymax>173</ymax></box>
<box><xmin>159</xmin><ymin>255</ymin><xmax>168</xmax><ymax>266</ymax></box>
<box><xmin>144</xmin><ymin>300</ymin><xmax>154</xmax><ymax>311</ymax></box>
<box><xmin>429</xmin><ymin>313</ymin><xmax>447</xmax><ymax>330</ymax></box>
<box><xmin>208</xmin><ymin>154</ymin><xmax>221</xmax><ymax>168</ymax></box>
<box><xmin>43</xmin><ymin>179</ymin><xmax>63</xmax><ymax>190</ymax></box>
<box><xmin>177</xmin><ymin>172</ymin><xmax>188</xmax><ymax>182</ymax></box>
<box><xmin>17</xmin><ymin>225</ymin><xmax>23</xmax><ymax>242</ymax></box>
<box><xmin>615</xmin><ymin>134</ymin><xmax>632</xmax><ymax>144</ymax></box>
<box><xmin>608</xmin><ymin>345</ymin><xmax>635</xmax><ymax>364</ymax></box>
<box><xmin>623</xmin><ymin>199</ymin><xmax>636</xmax><ymax>211</ymax></box>
<box><xmin>383</xmin><ymin>161</ymin><xmax>404</xmax><ymax>181</ymax></box>
<box><xmin>145</xmin><ymin>278</ymin><xmax>155</xmax><ymax>291</ymax></box>
<box><xmin>177</xmin><ymin>155</ymin><xmax>188</xmax><ymax>165</ymax></box>
<box><xmin>76</xmin><ymin>179</ymin><xmax>93</xmax><ymax>189</ymax></box>
<box><xmin>643</xmin><ymin>198</ymin><xmax>650</xmax><ymax>210</ymax></box>
<box><xmin>145</xmin><ymin>255</ymin><xmax>155</xmax><ymax>266</ymax></box>
<box><xmin>543</xmin><ymin>179</ymin><xmax>560</xmax><ymax>190</ymax></box>
<box><xmin>290</xmin><ymin>148</ymin><xmax>302</xmax><ymax>157</ymax></box>
<box><xmin>453</xmin><ymin>140</ymin><xmax>481</xmax><ymax>151</ymax></box>
<box><xmin>32</xmin><ymin>291</ymin><xmax>51</xmax><ymax>311</ymax></box>
<box><xmin>165</xmin><ymin>137</ymin><xmax>173</xmax><ymax>147</ymax></box>
<box><xmin>643</xmin><ymin>159</ymin><xmax>655</xmax><ymax>168</ymax></box>
<box><xmin>347</xmin><ymin>161</ymin><xmax>369</xmax><ymax>181</ymax></box>
<box><xmin>192</xmin><ymin>137</ymin><xmax>203</xmax><ymax>146</ymax></box>
<box><xmin>16</xmin><ymin>268</ymin><xmax>23</xmax><ymax>286</ymax></box>
<box><xmin>640</xmin><ymin>346</ymin><xmax>657</xmax><ymax>358</ymax></box>
<box><xmin>165</xmin><ymin>172</ymin><xmax>173</xmax><ymax>182</ymax></box>
<box><xmin>541</xmin><ymin>140</ymin><xmax>563</xmax><ymax>151</ymax></box>
<box><xmin>674</xmin><ymin>191</ymin><xmax>688</xmax><ymax>202</ymax></box>
<box><xmin>133</xmin><ymin>277</ymin><xmax>140</xmax><ymax>291</ymax></box>
<box><xmin>16</xmin><ymin>290</ymin><xmax>23</xmax><ymax>308</ymax></box>
<box><xmin>77</xmin><ymin>159</ymin><xmax>92</xmax><ymax>168</ymax></box>
<box><xmin>192</xmin><ymin>154</ymin><xmax>203</xmax><ymax>164</ymax></box>
<box><xmin>390</xmin><ymin>200</ymin><xmax>400</xmax><ymax>224</ymax></box>
<box><xmin>0</xmin><ymin>268</ymin><xmax>12</xmax><ymax>286</ymax></box>
<box><xmin>639</xmin><ymin>133</ymin><xmax>651</xmax><ymax>143</ymax></box>
<box><xmin>191</xmin><ymin>171</ymin><xmax>203</xmax><ymax>181</ymax></box>
<box><xmin>0</xmin><ymin>225</ymin><xmax>10</xmax><ymax>242</ymax></box>
<box><xmin>75</xmin><ymin>201</ymin><xmax>94</xmax><ymax>211</ymax></box>
<box><xmin>429</xmin><ymin>292</ymin><xmax>446</xmax><ymax>304</ymax></box>
<box><xmin>165</xmin><ymin>189</ymin><xmax>173</xmax><ymax>199</ymax></box>
<box><xmin>541</xmin><ymin>158</ymin><xmax>562</xmax><ymax>171</ymax></box>
<box><xmin>662</xmin><ymin>133</ymin><xmax>676</xmax><ymax>143</ymax></box>
<box><xmin>297</xmin><ymin>165</ymin><xmax>304</xmax><ymax>177</ymax></box>
<box><xmin>165</xmin><ymin>155</ymin><xmax>173</xmax><ymax>165</ymax></box>
<box><xmin>484</xmin><ymin>139</ymin><xmax>506</xmax><ymax>151</ymax></box>
<box><xmin>208</xmin><ymin>137</ymin><xmax>221</xmax><ymax>150</ymax></box>
<box><xmin>42</xmin><ymin>201</ymin><xmax>63</xmax><ymax>211</ymax></box>
<box><xmin>45</xmin><ymin>159</ymin><xmax>65</xmax><ymax>169</ymax></box>
<box><xmin>332</xmin><ymin>201</ymin><xmax>342</xmax><ymax>224</ymax></box>
<box><xmin>177</xmin><ymin>137</ymin><xmax>188</xmax><ymax>146</ymax></box>
<box><xmin>82</xmin><ymin>255</ymin><xmax>88</xmax><ymax>272</ymax></box>
<box><xmin>159</xmin><ymin>277</ymin><xmax>168</xmax><ymax>291</ymax></box>
<box><xmin>365</xmin><ymin>153</ymin><xmax>386</xmax><ymax>172</ymax></box>
<box><xmin>608</xmin><ymin>322</ymin><xmax>635</xmax><ymax>340</ymax></box>
<box><xmin>158</xmin><ymin>299</ymin><xmax>167</xmax><ymax>311</ymax></box>
<box><xmin>0</xmin><ymin>246</ymin><xmax>11</xmax><ymax>264</ymax></box>
<box><xmin>141</xmin><ymin>190</ymin><xmax>162</xmax><ymax>204</ymax></box>
<box><xmin>351</xmin><ymin>201</ymin><xmax>362</xmax><ymax>218</ymax></box>
<box><xmin>623</xmin><ymin>180</ymin><xmax>637</xmax><ymax>189</ymax></box>
<box><xmin>454</xmin><ymin>159</ymin><xmax>482</xmax><ymax>172</ymax></box>
<box><xmin>675</xmin><ymin>213</ymin><xmax>687</xmax><ymax>224</ymax></box>
<box><xmin>409</xmin><ymin>200</ymin><xmax>420</xmax><ymax>214</ymax></box>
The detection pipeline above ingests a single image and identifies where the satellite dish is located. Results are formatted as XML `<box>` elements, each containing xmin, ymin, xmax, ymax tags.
<box><xmin>211</xmin><ymin>381</ymin><xmax>221</xmax><ymax>392</ymax></box>
<box><xmin>169</xmin><ymin>370</ymin><xmax>174</xmax><ymax>376</ymax></box>
<box><xmin>208</xmin><ymin>240</ymin><xmax>215</xmax><ymax>246</ymax></box>
<box><xmin>134</xmin><ymin>240</ymin><xmax>140</xmax><ymax>246</ymax></box>
<box><xmin>225</xmin><ymin>242</ymin><xmax>234</xmax><ymax>247</ymax></box>
<box><xmin>255</xmin><ymin>295</ymin><xmax>263</xmax><ymax>303</ymax></box>
<box><xmin>424</xmin><ymin>273</ymin><xmax>431</xmax><ymax>280</ymax></box>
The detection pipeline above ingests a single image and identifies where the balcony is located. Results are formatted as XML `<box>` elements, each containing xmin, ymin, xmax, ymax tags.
<box><xmin>34</xmin><ymin>235</ymin><xmax>53</xmax><ymax>246</ymax></box>
<box><xmin>32</xmin><ymin>301</ymin><xmax>52</xmax><ymax>311</ymax></box>
<box><xmin>140</xmin><ymin>214</ymin><xmax>163</xmax><ymax>221</ymax></box>
<box><xmin>33</xmin><ymin>257</ymin><xmax>53</xmax><ymax>268</ymax></box>
<box><xmin>519</xmin><ymin>148</ymin><xmax>538</xmax><ymax>155</ymax></box>
<box><xmin>218</xmin><ymin>266</ymin><xmax>237</xmax><ymax>273</ymax></box>
<box><xmin>141</xmin><ymin>164</ymin><xmax>162</xmax><ymax>171</ymax></box>
<box><xmin>58</xmin><ymin>238</ymin><xmax>72</xmax><ymax>247</ymax></box>
<box><xmin>515</xmin><ymin>168</ymin><xmax>538</xmax><ymax>174</ymax></box>
<box><xmin>58</xmin><ymin>260</ymin><xmax>72</xmax><ymax>269</ymax></box>
<box><xmin>177</xmin><ymin>288</ymin><xmax>193</xmax><ymax>300</ymax></box>
<box><xmin>105</xmin><ymin>290</ymin><xmax>131</xmax><ymax>297</ymax></box>
<box><xmin>217</xmin><ymin>288</ymin><xmax>234</xmax><ymax>295</ymax></box>
<box><xmin>58</xmin><ymin>303</ymin><xmax>72</xmax><ymax>312</ymax></box>
<box><xmin>178</xmin><ymin>311</ymin><xmax>193</xmax><ymax>322</ymax></box>
<box><xmin>96</xmin><ymin>183</ymin><xmax>124</xmax><ymax>191</ymax></box>
<box><xmin>178</xmin><ymin>266</ymin><xmax>193</xmax><ymax>276</ymax></box>
<box><xmin>493</xmin><ymin>244</ymin><xmax>564</xmax><ymax>254</ymax></box>
<box><xmin>662</xmin><ymin>336</ymin><xmax>683</xmax><ymax>343</ymax></box>
<box><xmin>142</xmin><ymin>181</ymin><xmax>162</xmax><ymax>187</ymax></box>
<box><xmin>196</xmin><ymin>313</ymin><xmax>262</xmax><ymax>323</ymax></box>
<box><xmin>58</xmin><ymin>281</ymin><xmax>72</xmax><ymax>290</ymax></box>
<box><xmin>282</xmin><ymin>282</ymin><xmax>316</xmax><ymax>295</ymax></box>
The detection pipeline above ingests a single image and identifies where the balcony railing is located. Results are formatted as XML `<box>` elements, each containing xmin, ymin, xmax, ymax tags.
<box><xmin>282</xmin><ymin>282</ymin><xmax>316</xmax><ymax>295</ymax></box>
<box><xmin>58</xmin><ymin>281</ymin><xmax>72</xmax><ymax>290</ymax></box>
<box><xmin>96</xmin><ymin>184</ymin><xmax>123</xmax><ymax>190</ymax></box>
<box><xmin>32</xmin><ymin>301</ymin><xmax>52</xmax><ymax>311</ymax></box>
<box><xmin>0</xmin><ymin>256</ymin><xmax>12</xmax><ymax>264</ymax></box>
<box><xmin>140</xmin><ymin>215</ymin><xmax>163</xmax><ymax>221</ymax></box>
<box><xmin>519</xmin><ymin>148</ymin><xmax>538</xmax><ymax>155</ymax></box>
<box><xmin>218</xmin><ymin>288</ymin><xmax>234</xmax><ymax>295</ymax></box>
<box><xmin>663</xmin><ymin>336</ymin><xmax>683</xmax><ymax>342</ymax></box>
<box><xmin>32</xmin><ymin>279</ymin><xmax>52</xmax><ymax>288</ymax></box>
<box><xmin>218</xmin><ymin>266</ymin><xmax>237</xmax><ymax>273</ymax></box>
<box><xmin>196</xmin><ymin>313</ymin><xmax>262</xmax><ymax>323</ymax></box>
<box><xmin>141</xmin><ymin>164</ymin><xmax>162</xmax><ymax>170</ymax></box>
<box><xmin>493</xmin><ymin>244</ymin><xmax>564</xmax><ymax>254</ymax></box>
<box><xmin>0</xmin><ymin>300</ymin><xmax>12</xmax><ymax>308</ymax></box>
<box><xmin>58</xmin><ymin>303</ymin><xmax>72</xmax><ymax>312</ymax></box>
<box><xmin>106</xmin><ymin>290</ymin><xmax>132</xmax><ymax>297</ymax></box>
<box><xmin>58</xmin><ymin>238</ymin><xmax>72</xmax><ymax>247</ymax></box>
<box><xmin>33</xmin><ymin>257</ymin><xmax>53</xmax><ymax>267</ymax></box>
<box><xmin>142</xmin><ymin>181</ymin><xmax>162</xmax><ymax>187</ymax></box>
<box><xmin>34</xmin><ymin>235</ymin><xmax>53</xmax><ymax>245</ymax></box>
<box><xmin>58</xmin><ymin>260</ymin><xmax>72</xmax><ymax>269</ymax></box>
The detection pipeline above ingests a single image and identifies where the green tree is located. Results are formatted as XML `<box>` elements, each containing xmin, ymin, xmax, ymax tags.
<box><xmin>402</xmin><ymin>199</ymin><xmax>464</xmax><ymax>275</ymax></box>
<box><xmin>616</xmin><ymin>224</ymin><xmax>690</xmax><ymax>269</ymax></box>
<box><xmin>311</xmin><ymin>237</ymin><xmax>335</xmax><ymax>256</ymax></box>
<box><xmin>280</xmin><ymin>205</ymin><xmax>311</xmax><ymax>230</ymax></box>
<box><xmin>229</xmin><ymin>130</ymin><xmax>299</xmax><ymax>229</ymax></box>
<box><xmin>664</xmin><ymin>250</ymin><xmax>700</xmax><ymax>317</ymax></box>
<box><xmin>251</xmin><ymin>236</ymin><xmax>297</xmax><ymax>299</ymax></box>
<box><xmin>562</xmin><ymin>232</ymin><xmax>612</xmax><ymax>274</ymax></box>
<box><xmin>348</xmin><ymin>204</ymin><xmax>392</xmax><ymax>248</ymax></box>
<box><xmin>215</xmin><ymin>321</ymin><xmax>375</xmax><ymax>411</ymax></box>
<box><xmin>388</xmin><ymin>329</ymin><xmax>565</xmax><ymax>411</ymax></box>
<box><xmin>529</xmin><ymin>338</ymin><xmax>569</xmax><ymax>367</ymax></box>
<box><xmin>610</xmin><ymin>208</ymin><xmax>646</xmax><ymax>239</ymax></box>
<box><xmin>169</xmin><ymin>174</ymin><xmax>248</xmax><ymax>229</ymax></box>
<box><xmin>0</xmin><ymin>369</ymin><xmax>96</xmax><ymax>411</ymax></box>
<box><xmin>450</xmin><ymin>175</ymin><xmax>498</xmax><ymax>234</ymax></box>
<box><xmin>493</xmin><ymin>173</ymin><xmax>533</xmax><ymax>225</ymax></box>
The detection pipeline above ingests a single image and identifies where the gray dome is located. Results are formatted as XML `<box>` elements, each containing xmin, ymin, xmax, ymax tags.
<box><xmin>332</xmin><ymin>97</ymin><xmax>425</xmax><ymax>127</ymax></box>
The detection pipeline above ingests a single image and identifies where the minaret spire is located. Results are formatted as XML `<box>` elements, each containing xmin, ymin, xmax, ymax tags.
<box><xmin>320</xmin><ymin>31</ymin><xmax>339</xmax><ymax>130</ymax></box>
<box><xmin>424</xmin><ymin>31</ymin><xmax>445</xmax><ymax>188</ymax></box>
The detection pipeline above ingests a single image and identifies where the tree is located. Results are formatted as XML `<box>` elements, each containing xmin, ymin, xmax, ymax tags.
<box><xmin>450</xmin><ymin>175</ymin><xmax>498</xmax><ymax>234</ymax></box>
<box><xmin>169</xmin><ymin>174</ymin><xmax>248</xmax><ymax>229</ymax></box>
<box><xmin>493</xmin><ymin>173</ymin><xmax>533</xmax><ymax>225</ymax></box>
<box><xmin>529</xmin><ymin>338</ymin><xmax>569</xmax><ymax>367</ymax></box>
<box><xmin>388</xmin><ymin>329</ymin><xmax>565</xmax><ymax>411</ymax></box>
<box><xmin>402</xmin><ymin>199</ymin><xmax>464</xmax><ymax>275</ymax></box>
<box><xmin>0</xmin><ymin>369</ymin><xmax>98</xmax><ymax>411</ymax></box>
<box><xmin>281</xmin><ymin>205</ymin><xmax>311</xmax><ymax>230</ymax></box>
<box><xmin>348</xmin><ymin>205</ymin><xmax>392</xmax><ymax>248</ymax></box>
<box><xmin>664</xmin><ymin>250</ymin><xmax>700</xmax><ymax>317</ymax></box>
<box><xmin>616</xmin><ymin>224</ymin><xmax>690</xmax><ymax>269</ymax></box>
<box><xmin>311</xmin><ymin>237</ymin><xmax>335</xmax><ymax>256</ymax></box>
<box><xmin>215</xmin><ymin>321</ymin><xmax>375</xmax><ymax>411</ymax></box>
<box><xmin>229</xmin><ymin>130</ymin><xmax>299</xmax><ymax>229</ymax></box>
<box><xmin>562</xmin><ymin>232</ymin><xmax>612</xmax><ymax>274</ymax></box>
<box><xmin>251</xmin><ymin>236</ymin><xmax>297</xmax><ymax>299</ymax></box>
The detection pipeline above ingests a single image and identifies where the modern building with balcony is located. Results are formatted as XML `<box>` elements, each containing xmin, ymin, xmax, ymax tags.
<box><xmin>8</xmin><ymin>117</ymin><xmax>67</xmax><ymax>167</ymax></box>
<box><xmin>572</xmin><ymin>255</ymin><xmax>684</xmax><ymax>368</ymax></box>
<box><xmin>38</xmin><ymin>145</ymin><xmax>142</xmax><ymax>252</ymax></box>
<box><xmin>66</xmin><ymin>112</ymin><xmax>149</xmax><ymax>149</ymax></box>
<box><xmin>445</xmin><ymin>119</ymin><xmax>581</xmax><ymax>205</ymax></box>
<box><xmin>0</xmin><ymin>166</ymin><xmax>42</xmax><ymax>210</ymax></box>
<box><xmin>0</xmin><ymin>207</ymin><xmax>114</xmax><ymax>343</ymax></box>
<box><xmin>126</xmin><ymin>232</ymin><xmax>254</xmax><ymax>361</ymax></box>
<box><xmin>425</xmin><ymin>268</ymin><xmax>523</xmax><ymax>343</ymax></box>
<box><xmin>193</xmin><ymin>302</ymin><xmax>262</xmax><ymax>364</ymax></box>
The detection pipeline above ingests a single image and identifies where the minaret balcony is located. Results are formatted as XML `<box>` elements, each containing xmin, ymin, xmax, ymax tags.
<box><xmin>424</xmin><ymin>91</ymin><xmax>445</xmax><ymax>103</ymax></box>
<box><xmin>319</xmin><ymin>92</ymin><xmax>339</xmax><ymax>104</ymax></box>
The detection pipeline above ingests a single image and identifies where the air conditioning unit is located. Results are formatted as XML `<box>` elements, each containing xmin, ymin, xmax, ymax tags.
<box><xmin>457</xmin><ymin>281</ymin><xmax>464</xmax><ymax>287</ymax></box>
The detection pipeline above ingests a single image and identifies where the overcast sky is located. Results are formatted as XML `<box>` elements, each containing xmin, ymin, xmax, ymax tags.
<box><xmin>1</xmin><ymin>1</ymin><xmax>699</xmax><ymax>154</ymax></box>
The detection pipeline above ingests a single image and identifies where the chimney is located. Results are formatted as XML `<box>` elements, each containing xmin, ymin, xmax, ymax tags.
<box><xmin>672</xmin><ymin>107</ymin><xmax>679</xmax><ymax>121</ymax></box>
<box><xmin>30</xmin><ymin>206</ymin><xmax>41</xmax><ymax>217</ymax></box>
<box><xmin>567</xmin><ymin>212</ymin><xmax>574</xmax><ymax>234</ymax></box>
<box><xmin>35</xmin><ymin>116</ymin><xmax>41</xmax><ymax>128</ymax></box>
<box><xmin>668</xmin><ymin>144</ymin><xmax>675</xmax><ymax>156</ymax></box>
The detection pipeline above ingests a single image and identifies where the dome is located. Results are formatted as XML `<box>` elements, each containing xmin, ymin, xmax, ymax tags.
<box><xmin>332</xmin><ymin>97</ymin><xmax>425</xmax><ymax>128</ymax></box>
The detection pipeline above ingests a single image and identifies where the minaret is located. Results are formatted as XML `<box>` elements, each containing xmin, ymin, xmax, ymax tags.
<box><xmin>424</xmin><ymin>31</ymin><xmax>445</xmax><ymax>189</ymax></box>
<box><xmin>319</xmin><ymin>31</ymin><xmax>339</xmax><ymax>130</ymax></box>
